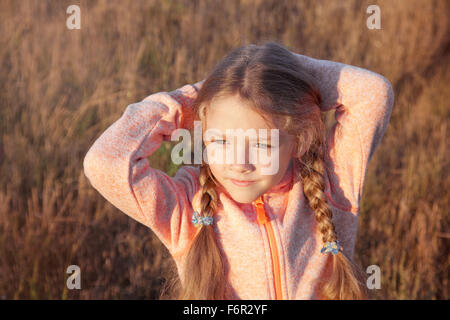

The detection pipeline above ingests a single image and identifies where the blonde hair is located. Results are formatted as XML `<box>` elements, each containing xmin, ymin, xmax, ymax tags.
<box><xmin>163</xmin><ymin>41</ymin><xmax>368</xmax><ymax>300</ymax></box>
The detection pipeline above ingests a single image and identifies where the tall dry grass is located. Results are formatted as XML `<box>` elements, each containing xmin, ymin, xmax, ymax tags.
<box><xmin>0</xmin><ymin>0</ymin><xmax>448</xmax><ymax>299</ymax></box>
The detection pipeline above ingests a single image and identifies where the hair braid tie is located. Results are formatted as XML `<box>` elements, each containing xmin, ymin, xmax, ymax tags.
<box><xmin>192</xmin><ymin>210</ymin><xmax>214</xmax><ymax>227</ymax></box>
<box><xmin>192</xmin><ymin>165</ymin><xmax>217</xmax><ymax>228</ymax></box>
<box><xmin>320</xmin><ymin>240</ymin><xmax>343</xmax><ymax>255</ymax></box>
<box><xmin>300</xmin><ymin>153</ymin><xmax>343</xmax><ymax>255</ymax></box>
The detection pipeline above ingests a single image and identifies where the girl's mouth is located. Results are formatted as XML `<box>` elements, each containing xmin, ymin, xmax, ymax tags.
<box><xmin>230</xmin><ymin>179</ymin><xmax>255</xmax><ymax>187</ymax></box>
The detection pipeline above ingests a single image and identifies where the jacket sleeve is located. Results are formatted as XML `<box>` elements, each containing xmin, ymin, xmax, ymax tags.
<box><xmin>83</xmin><ymin>80</ymin><xmax>204</xmax><ymax>256</ymax></box>
<box><xmin>294</xmin><ymin>54</ymin><xmax>395</xmax><ymax>212</ymax></box>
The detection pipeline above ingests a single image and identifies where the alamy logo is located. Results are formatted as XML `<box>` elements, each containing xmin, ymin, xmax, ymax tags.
<box><xmin>66</xmin><ymin>265</ymin><xmax>81</xmax><ymax>289</ymax></box>
<box><xmin>366</xmin><ymin>265</ymin><xmax>381</xmax><ymax>289</ymax></box>
<box><xmin>366</xmin><ymin>5</ymin><xmax>381</xmax><ymax>29</ymax></box>
<box><xmin>66</xmin><ymin>5</ymin><xmax>81</xmax><ymax>30</ymax></box>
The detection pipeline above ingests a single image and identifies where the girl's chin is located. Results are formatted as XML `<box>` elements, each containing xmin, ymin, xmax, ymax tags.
<box><xmin>227</xmin><ymin>189</ymin><xmax>262</xmax><ymax>204</ymax></box>
<box><xmin>230</xmin><ymin>195</ymin><xmax>257</xmax><ymax>204</ymax></box>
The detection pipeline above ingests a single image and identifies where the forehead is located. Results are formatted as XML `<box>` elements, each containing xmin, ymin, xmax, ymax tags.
<box><xmin>205</xmin><ymin>94</ymin><xmax>275</xmax><ymax>132</ymax></box>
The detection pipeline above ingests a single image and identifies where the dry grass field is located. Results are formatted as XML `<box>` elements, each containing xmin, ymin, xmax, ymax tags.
<box><xmin>0</xmin><ymin>0</ymin><xmax>448</xmax><ymax>299</ymax></box>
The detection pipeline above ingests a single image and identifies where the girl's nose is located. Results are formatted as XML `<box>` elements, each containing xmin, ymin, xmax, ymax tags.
<box><xmin>229</xmin><ymin>139</ymin><xmax>253</xmax><ymax>166</ymax></box>
<box><xmin>232</xmin><ymin>142</ymin><xmax>257</xmax><ymax>172</ymax></box>
<box><xmin>229</xmin><ymin>162</ymin><xmax>255</xmax><ymax>174</ymax></box>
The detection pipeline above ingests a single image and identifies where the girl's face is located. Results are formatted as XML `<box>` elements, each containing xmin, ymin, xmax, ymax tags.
<box><xmin>203</xmin><ymin>94</ymin><xmax>297</xmax><ymax>204</ymax></box>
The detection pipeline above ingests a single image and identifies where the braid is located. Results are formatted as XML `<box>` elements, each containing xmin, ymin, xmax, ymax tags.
<box><xmin>299</xmin><ymin>143</ymin><xmax>368</xmax><ymax>300</ymax></box>
<box><xmin>178</xmin><ymin>164</ymin><xmax>228</xmax><ymax>299</ymax></box>
<box><xmin>300</xmin><ymin>151</ymin><xmax>338</xmax><ymax>244</ymax></box>
<box><xmin>198</xmin><ymin>164</ymin><xmax>219</xmax><ymax>215</ymax></box>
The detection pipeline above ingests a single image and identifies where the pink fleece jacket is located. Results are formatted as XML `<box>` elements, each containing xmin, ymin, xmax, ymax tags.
<box><xmin>83</xmin><ymin>54</ymin><xmax>394</xmax><ymax>299</ymax></box>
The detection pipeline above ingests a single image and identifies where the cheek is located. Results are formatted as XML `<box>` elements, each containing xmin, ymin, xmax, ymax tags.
<box><xmin>208</xmin><ymin>163</ymin><xmax>222</xmax><ymax>175</ymax></box>
<box><xmin>254</xmin><ymin>146</ymin><xmax>288</xmax><ymax>166</ymax></box>
<box><xmin>206</xmin><ymin>157</ymin><xmax>225</xmax><ymax>179</ymax></box>
<box><xmin>205</xmin><ymin>144</ymin><xmax>229</xmax><ymax>164</ymax></box>
<box><xmin>257</xmin><ymin>145</ymin><xmax>292</xmax><ymax>176</ymax></box>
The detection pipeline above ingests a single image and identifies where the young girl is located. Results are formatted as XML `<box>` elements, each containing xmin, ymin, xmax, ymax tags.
<box><xmin>83</xmin><ymin>42</ymin><xmax>394</xmax><ymax>300</ymax></box>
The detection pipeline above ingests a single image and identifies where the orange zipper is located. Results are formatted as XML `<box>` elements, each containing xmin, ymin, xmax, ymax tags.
<box><xmin>254</xmin><ymin>196</ymin><xmax>283</xmax><ymax>300</ymax></box>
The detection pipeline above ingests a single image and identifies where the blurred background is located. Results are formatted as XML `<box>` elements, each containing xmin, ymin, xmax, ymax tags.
<box><xmin>0</xmin><ymin>0</ymin><xmax>448</xmax><ymax>299</ymax></box>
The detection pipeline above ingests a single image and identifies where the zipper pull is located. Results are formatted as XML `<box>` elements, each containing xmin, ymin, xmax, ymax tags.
<box><xmin>254</xmin><ymin>196</ymin><xmax>268</xmax><ymax>225</ymax></box>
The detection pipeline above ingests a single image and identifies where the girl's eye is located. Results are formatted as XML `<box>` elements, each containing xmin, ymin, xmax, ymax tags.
<box><xmin>212</xmin><ymin>140</ymin><xmax>271</xmax><ymax>148</ymax></box>
<box><xmin>255</xmin><ymin>143</ymin><xmax>271</xmax><ymax>149</ymax></box>
<box><xmin>214</xmin><ymin>140</ymin><xmax>228</xmax><ymax>145</ymax></box>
